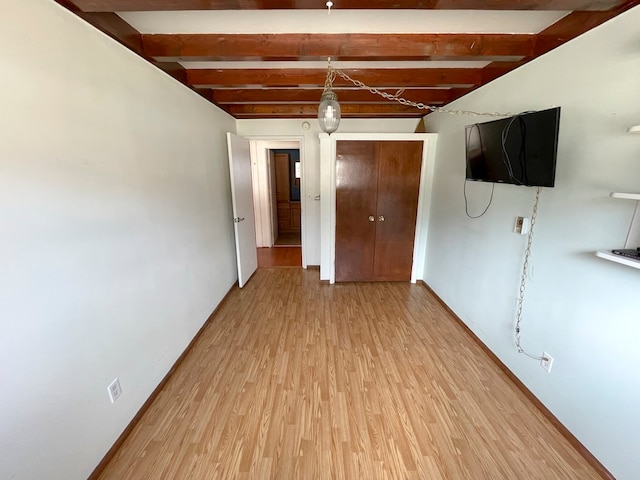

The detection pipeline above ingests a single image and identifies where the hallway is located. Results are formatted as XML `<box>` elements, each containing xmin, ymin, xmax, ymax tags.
<box><xmin>274</xmin><ymin>231</ymin><xmax>301</xmax><ymax>247</ymax></box>
<box><xmin>257</xmin><ymin>247</ymin><xmax>302</xmax><ymax>267</ymax></box>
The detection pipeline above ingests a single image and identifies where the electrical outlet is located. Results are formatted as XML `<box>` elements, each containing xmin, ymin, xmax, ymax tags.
<box><xmin>107</xmin><ymin>378</ymin><xmax>122</xmax><ymax>403</ymax></box>
<box><xmin>540</xmin><ymin>353</ymin><xmax>554</xmax><ymax>373</ymax></box>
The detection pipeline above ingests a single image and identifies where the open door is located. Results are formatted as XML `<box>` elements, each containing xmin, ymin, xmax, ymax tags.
<box><xmin>227</xmin><ymin>133</ymin><xmax>258</xmax><ymax>288</ymax></box>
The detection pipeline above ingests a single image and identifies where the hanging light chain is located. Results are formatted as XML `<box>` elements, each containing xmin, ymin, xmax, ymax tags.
<box><xmin>323</xmin><ymin>67</ymin><xmax>336</xmax><ymax>94</ymax></box>
<box><xmin>514</xmin><ymin>186</ymin><xmax>545</xmax><ymax>361</ymax></box>
<box><xmin>331</xmin><ymin>66</ymin><xmax>513</xmax><ymax>118</ymax></box>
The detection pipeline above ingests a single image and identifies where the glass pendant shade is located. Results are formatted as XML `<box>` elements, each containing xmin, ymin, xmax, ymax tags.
<box><xmin>318</xmin><ymin>90</ymin><xmax>341</xmax><ymax>134</ymax></box>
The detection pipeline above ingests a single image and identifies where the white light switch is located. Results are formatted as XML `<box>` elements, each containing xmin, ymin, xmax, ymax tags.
<box><xmin>514</xmin><ymin>217</ymin><xmax>530</xmax><ymax>235</ymax></box>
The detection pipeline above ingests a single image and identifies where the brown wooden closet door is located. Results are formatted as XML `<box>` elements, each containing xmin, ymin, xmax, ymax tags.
<box><xmin>335</xmin><ymin>141</ymin><xmax>379</xmax><ymax>282</ymax></box>
<box><xmin>373</xmin><ymin>141</ymin><xmax>423</xmax><ymax>281</ymax></box>
<box><xmin>335</xmin><ymin>140</ymin><xmax>423</xmax><ymax>282</ymax></box>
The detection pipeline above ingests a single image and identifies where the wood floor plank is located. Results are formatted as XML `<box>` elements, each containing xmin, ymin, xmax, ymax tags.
<box><xmin>97</xmin><ymin>268</ymin><xmax>603</xmax><ymax>480</ymax></box>
<box><xmin>257</xmin><ymin>246</ymin><xmax>301</xmax><ymax>267</ymax></box>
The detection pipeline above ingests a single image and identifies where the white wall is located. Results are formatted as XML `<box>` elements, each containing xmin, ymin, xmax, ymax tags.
<box><xmin>422</xmin><ymin>6</ymin><xmax>640</xmax><ymax>479</ymax></box>
<box><xmin>0</xmin><ymin>2</ymin><xmax>238</xmax><ymax>479</ymax></box>
<box><xmin>237</xmin><ymin>118</ymin><xmax>420</xmax><ymax>266</ymax></box>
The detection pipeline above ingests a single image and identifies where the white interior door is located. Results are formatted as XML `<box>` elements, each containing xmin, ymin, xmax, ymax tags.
<box><xmin>227</xmin><ymin>132</ymin><xmax>258</xmax><ymax>288</ymax></box>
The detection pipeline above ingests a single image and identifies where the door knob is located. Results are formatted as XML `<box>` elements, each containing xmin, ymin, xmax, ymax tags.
<box><xmin>234</xmin><ymin>217</ymin><xmax>245</xmax><ymax>223</ymax></box>
<box><xmin>368</xmin><ymin>215</ymin><xmax>375</xmax><ymax>222</ymax></box>
<box><xmin>378</xmin><ymin>215</ymin><xmax>385</xmax><ymax>222</ymax></box>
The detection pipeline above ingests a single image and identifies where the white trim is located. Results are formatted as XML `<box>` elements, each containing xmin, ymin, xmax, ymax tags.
<box><xmin>249</xmin><ymin>141</ymin><xmax>266</xmax><ymax>247</ymax></box>
<box><xmin>319</xmin><ymin>134</ymin><xmax>332</xmax><ymax>280</ymax></box>
<box><xmin>320</xmin><ymin>132</ymin><xmax>438</xmax><ymax>284</ymax></box>
<box><xmin>411</xmin><ymin>137</ymin><xmax>438</xmax><ymax>283</ymax></box>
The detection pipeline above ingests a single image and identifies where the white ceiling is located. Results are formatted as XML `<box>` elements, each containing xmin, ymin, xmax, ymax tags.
<box><xmin>179</xmin><ymin>60</ymin><xmax>493</xmax><ymax>69</ymax></box>
<box><xmin>119</xmin><ymin>10</ymin><xmax>570</xmax><ymax>35</ymax></box>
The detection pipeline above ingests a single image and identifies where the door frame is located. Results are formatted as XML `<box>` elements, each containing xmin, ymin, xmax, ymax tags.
<box><xmin>246</xmin><ymin>136</ymin><xmax>307</xmax><ymax>268</ymax></box>
<box><xmin>319</xmin><ymin>132</ymin><xmax>438</xmax><ymax>284</ymax></box>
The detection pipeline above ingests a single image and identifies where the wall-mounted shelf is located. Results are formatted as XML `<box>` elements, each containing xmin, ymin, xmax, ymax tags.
<box><xmin>596</xmin><ymin>250</ymin><xmax>640</xmax><ymax>269</ymax></box>
<box><xmin>596</xmin><ymin>192</ymin><xmax>640</xmax><ymax>269</ymax></box>
<box><xmin>627</xmin><ymin>125</ymin><xmax>640</xmax><ymax>133</ymax></box>
<box><xmin>610</xmin><ymin>192</ymin><xmax>640</xmax><ymax>201</ymax></box>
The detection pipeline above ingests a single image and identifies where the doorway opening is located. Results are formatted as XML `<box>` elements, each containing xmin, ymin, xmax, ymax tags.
<box><xmin>273</xmin><ymin>149</ymin><xmax>301</xmax><ymax>247</ymax></box>
<box><xmin>249</xmin><ymin>139</ymin><xmax>304</xmax><ymax>267</ymax></box>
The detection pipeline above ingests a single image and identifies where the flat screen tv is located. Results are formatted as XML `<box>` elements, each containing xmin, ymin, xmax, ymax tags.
<box><xmin>465</xmin><ymin>107</ymin><xmax>561</xmax><ymax>187</ymax></box>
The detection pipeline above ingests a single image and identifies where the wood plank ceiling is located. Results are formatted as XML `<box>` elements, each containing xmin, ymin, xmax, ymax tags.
<box><xmin>56</xmin><ymin>0</ymin><xmax>638</xmax><ymax>120</ymax></box>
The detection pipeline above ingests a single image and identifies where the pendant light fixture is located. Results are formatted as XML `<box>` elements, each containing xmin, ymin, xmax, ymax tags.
<box><xmin>318</xmin><ymin>58</ymin><xmax>341</xmax><ymax>134</ymax></box>
<box><xmin>317</xmin><ymin>58</ymin><xmax>514</xmax><ymax>134</ymax></box>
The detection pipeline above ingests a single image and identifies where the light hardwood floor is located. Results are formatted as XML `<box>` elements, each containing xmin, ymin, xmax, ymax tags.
<box><xmin>257</xmin><ymin>247</ymin><xmax>302</xmax><ymax>267</ymax></box>
<box><xmin>97</xmin><ymin>268</ymin><xmax>601</xmax><ymax>479</ymax></box>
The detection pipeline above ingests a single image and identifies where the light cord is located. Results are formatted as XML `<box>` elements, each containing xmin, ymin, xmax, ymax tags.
<box><xmin>463</xmin><ymin>124</ymin><xmax>495</xmax><ymax>218</ymax></box>
<box><xmin>331</xmin><ymin>66</ymin><xmax>514</xmax><ymax>118</ymax></box>
<box><xmin>514</xmin><ymin>187</ymin><xmax>545</xmax><ymax>361</ymax></box>
<box><xmin>464</xmin><ymin>181</ymin><xmax>495</xmax><ymax>218</ymax></box>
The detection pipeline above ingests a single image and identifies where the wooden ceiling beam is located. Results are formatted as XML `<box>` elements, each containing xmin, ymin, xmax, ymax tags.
<box><xmin>56</xmin><ymin>0</ymin><xmax>639</xmax><ymax>121</ymax></box>
<box><xmin>57</xmin><ymin>10</ymin><xmax>144</xmax><ymax>56</ymax></box>
<box><xmin>227</xmin><ymin>103</ymin><xmax>427</xmax><ymax>117</ymax></box>
<box><xmin>152</xmin><ymin>61</ymin><xmax>188</xmax><ymax>84</ymax></box>
<box><xmin>534</xmin><ymin>2</ymin><xmax>639</xmax><ymax>54</ymax></box>
<box><xmin>481</xmin><ymin>60</ymin><xmax>528</xmax><ymax>83</ymax></box>
<box><xmin>54</xmin><ymin>3</ymin><xmax>193</xmax><ymax>89</ymax></box>
<box><xmin>143</xmin><ymin>33</ymin><xmax>536</xmax><ymax>61</ymax></box>
<box><xmin>187</xmin><ymin>68</ymin><xmax>482</xmax><ymax>88</ymax></box>
<box><xmin>55</xmin><ymin>0</ymin><xmax>81</xmax><ymax>11</ymax></box>
<box><xmin>210</xmin><ymin>88</ymin><xmax>457</xmax><ymax>104</ymax></box>
<box><xmin>70</xmin><ymin>0</ymin><xmax>627</xmax><ymax>12</ymax></box>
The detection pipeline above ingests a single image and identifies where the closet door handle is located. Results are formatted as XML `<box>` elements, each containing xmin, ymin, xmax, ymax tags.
<box><xmin>378</xmin><ymin>215</ymin><xmax>385</xmax><ymax>222</ymax></box>
<box><xmin>368</xmin><ymin>215</ymin><xmax>375</xmax><ymax>222</ymax></box>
